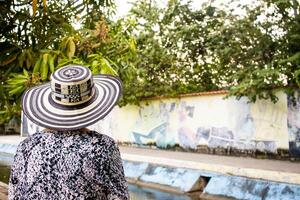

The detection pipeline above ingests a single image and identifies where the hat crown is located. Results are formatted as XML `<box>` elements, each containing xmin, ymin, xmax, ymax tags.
<box><xmin>50</xmin><ymin>65</ymin><xmax>94</xmax><ymax>106</ymax></box>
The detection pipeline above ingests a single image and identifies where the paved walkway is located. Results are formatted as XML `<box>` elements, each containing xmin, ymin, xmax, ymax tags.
<box><xmin>0</xmin><ymin>182</ymin><xmax>8</xmax><ymax>200</ymax></box>
<box><xmin>0</xmin><ymin>135</ymin><xmax>25</xmax><ymax>145</ymax></box>
<box><xmin>120</xmin><ymin>146</ymin><xmax>300</xmax><ymax>185</ymax></box>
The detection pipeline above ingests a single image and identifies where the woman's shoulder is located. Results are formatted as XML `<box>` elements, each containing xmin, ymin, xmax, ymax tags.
<box><xmin>15</xmin><ymin>132</ymin><xmax>44</xmax><ymax>153</ymax></box>
<box><xmin>32</xmin><ymin>129</ymin><xmax>115</xmax><ymax>140</ymax></box>
<box><xmin>87</xmin><ymin>131</ymin><xmax>118</xmax><ymax>147</ymax></box>
<box><xmin>17</xmin><ymin>130</ymin><xmax>118</xmax><ymax>151</ymax></box>
<box><xmin>73</xmin><ymin>130</ymin><xmax>117</xmax><ymax>144</ymax></box>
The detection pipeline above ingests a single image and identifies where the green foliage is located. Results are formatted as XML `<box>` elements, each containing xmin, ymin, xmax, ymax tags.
<box><xmin>0</xmin><ymin>0</ymin><xmax>117</xmax><ymax>124</ymax></box>
<box><xmin>122</xmin><ymin>0</ymin><xmax>300</xmax><ymax>104</ymax></box>
<box><xmin>121</xmin><ymin>0</ymin><xmax>232</xmax><ymax>103</ymax></box>
<box><xmin>216</xmin><ymin>0</ymin><xmax>300</xmax><ymax>101</ymax></box>
<box><xmin>1</xmin><ymin>0</ymin><xmax>300</xmax><ymax>124</ymax></box>
<box><xmin>0</xmin><ymin>14</ymin><xmax>137</xmax><ymax>123</ymax></box>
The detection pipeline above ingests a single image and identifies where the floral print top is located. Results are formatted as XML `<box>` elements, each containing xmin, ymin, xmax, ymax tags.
<box><xmin>8</xmin><ymin>130</ymin><xmax>129</xmax><ymax>200</ymax></box>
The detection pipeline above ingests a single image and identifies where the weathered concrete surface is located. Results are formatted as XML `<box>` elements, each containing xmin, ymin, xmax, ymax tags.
<box><xmin>123</xmin><ymin>160</ymin><xmax>300</xmax><ymax>200</ymax></box>
<box><xmin>0</xmin><ymin>144</ymin><xmax>17</xmax><ymax>155</ymax></box>
<box><xmin>120</xmin><ymin>146</ymin><xmax>300</xmax><ymax>185</ymax></box>
<box><xmin>0</xmin><ymin>182</ymin><xmax>8</xmax><ymax>200</ymax></box>
<box><xmin>204</xmin><ymin>176</ymin><xmax>300</xmax><ymax>200</ymax></box>
<box><xmin>124</xmin><ymin>161</ymin><xmax>300</xmax><ymax>200</ymax></box>
<box><xmin>1</xmin><ymin>138</ymin><xmax>300</xmax><ymax>185</ymax></box>
<box><xmin>0</xmin><ymin>152</ymin><xmax>14</xmax><ymax>166</ymax></box>
<box><xmin>123</xmin><ymin>160</ymin><xmax>217</xmax><ymax>193</ymax></box>
<box><xmin>139</xmin><ymin>165</ymin><xmax>205</xmax><ymax>192</ymax></box>
<box><xmin>0</xmin><ymin>136</ymin><xmax>25</xmax><ymax>145</ymax></box>
<box><xmin>122</xmin><ymin>161</ymin><xmax>149</xmax><ymax>180</ymax></box>
<box><xmin>0</xmin><ymin>136</ymin><xmax>25</xmax><ymax>156</ymax></box>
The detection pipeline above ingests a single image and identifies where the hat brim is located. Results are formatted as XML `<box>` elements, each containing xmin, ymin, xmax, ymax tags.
<box><xmin>22</xmin><ymin>74</ymin><xmax>122</xmax><ymax>131</ymax></box>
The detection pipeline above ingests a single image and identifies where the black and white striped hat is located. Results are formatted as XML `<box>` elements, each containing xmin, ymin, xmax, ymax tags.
<box><xmin>22</xmin><ymin>64</ymin><xmax>122</xmax><ymax>130</ymax></box>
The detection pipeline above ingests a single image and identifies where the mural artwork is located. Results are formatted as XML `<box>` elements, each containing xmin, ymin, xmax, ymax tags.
<box><xmin>131</xmin><ymin>100</ymin><xmax>277</xmax><ymax>152</ymax></box>
<box><xmin>288</xmin><ymin>95</ymin><xmax>300</xmax><ymax>157</ymax></box>
<box><xmin>21</xmin><ymin>92</ymin><xmax>290</xmax><ymax>155</ymax></box>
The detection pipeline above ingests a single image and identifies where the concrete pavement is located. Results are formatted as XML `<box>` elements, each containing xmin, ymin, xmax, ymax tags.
<box><xmin>120</xmin><ymin>146</ymin><xmax>300</xmax><ymax>185</ymax></box>
<box><xmin>0</xmin><ymin>135</ymin><xmax>25</xmax><ymax>145</ymax></box>
<box><xmin>120</xmin><ymin>146</ymin><xmax>300</xmax><ymax>199</ymax></box>
<box><xmin>0</xmin><ymin>182</ymin><xmax>8</xmax><ymax>200</ymax></box>
<box><xmin>0</xmin><ymin>136</ymin><xmax>300</xmax><ymax>184</ymax></box>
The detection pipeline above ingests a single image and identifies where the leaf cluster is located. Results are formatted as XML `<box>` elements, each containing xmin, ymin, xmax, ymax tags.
<box><xmin>123</xmin><ymin>0</ymin><xmax>300</xmax><ymax>104</ymax></box>
<box><xmin>0</xmin><ymin>0</ymin><xmax>116</xmax><ymax>124</ymax></box>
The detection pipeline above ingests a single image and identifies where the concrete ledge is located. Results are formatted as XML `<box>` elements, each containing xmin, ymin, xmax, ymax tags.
<box><xmin>0</xmin><ymin>136</ymin><xmax>25</xmax><ymax>145</ymax></box>
<box><xmin>0</xmin><ymin>143</ymin><xmax>17</xmax><ymax>166</ymax></box>
<box><xmin>123</xmin><ymin>160</ymin><xmax>300</xmax><ymax>200</ymax></box>
<box><xmin>122</xmin><ymin>161</ymin><xmax>149</xmax><ymax>180</ymax></box>
<box><xmin>0</xmin><ymin>143</ymin><xmax>17</xmax><ymax>155</ymax></box>
<box><xmin>0</xmin><ymin>152</ymin><xmax>14</xmax><ymax>166</ymax></box>
<box><xmin>127</xmin><ymin>178</ymin><xmax>184</xmax><ymax>195</ymax></box>
<box><xmin>123</xmin><ymin>160</ymin><xmax>216</xmax><ymax>193</ymax></box>
<box><xmin>204</xmin><ymin>176</ymin><xmax>300</xmax><ymax>200</ymax></box>
<box><xmin>200</xmin><ymin>193</ymin><xmax>235</xmax><ymax>200</ymax></box>
<box><xmin>121</xmin><ymin>153</ymin><xmax>300</xmax><ymax>185</ymax></box>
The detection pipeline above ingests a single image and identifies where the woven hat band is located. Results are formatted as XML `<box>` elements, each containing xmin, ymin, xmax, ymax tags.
<box><xmin>52</xmin><ymin>86</ymin><xmax>93</xmax><ymax>99</ymax></box>
<box><xmin>51</xmin><ymin>79</ymin><xmax>93</xmax><ymax>95</ymax></box>
<box><xmin>48</xmin><ymin>65</ymin><xmax>96</xmax><ymax>106</ymax></box>
<box><xmin>51</xmin><ymin>87</ymin><xmax>95</xmax><ymax>106</ymax></box>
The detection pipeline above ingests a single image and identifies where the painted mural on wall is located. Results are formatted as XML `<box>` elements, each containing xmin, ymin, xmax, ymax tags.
<box><xmin>21</xmin><ymin>91</ymin><xmax>291</xmax><ymax>155</ymax></box>
<box><xmin>128</xmin><ymin>94</ymin><xmax>286</xmax><ymax>153</ymax></box>
<box><xmin>287</xmin><ymin>94</ymin><xmax>300</xmax><ymax>157</ymax></box>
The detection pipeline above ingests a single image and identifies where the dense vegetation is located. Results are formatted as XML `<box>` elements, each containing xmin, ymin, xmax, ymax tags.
<box><xmin>127</xmin><ymin>0</ymin><xmax>300</xmax><ymax>103</ymax></box>
<box><xmin>0</xmin><ymin>0</ymin><xmax>299</xmax><ymax>124</ymax></box>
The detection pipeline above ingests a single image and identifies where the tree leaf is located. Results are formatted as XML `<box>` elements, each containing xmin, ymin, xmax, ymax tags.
<box><xmin>33</xmin><ymin>0</ymin><xmax>37</xmax><ymax>16</ymax></box>
<box><xmin>41</xmin><ymin>54</ymin><xmax>49</xmax><ymax>81</ymax></box>
<box><xmin>18</xmin><ymin>51</ymin><xmax>26</xmax><ymax>68</ymax></box>
<box><xmin>23</xmin><ymin>69</ymin><xmax>29</xmax><ymax>77</ymax></box>
<box><xmin>48</xmin><ymin>54</ymin><xmax>55</xmax><ymax>72</ymax></box>
<box><xmin>8</xmin><ymin>85</ymin><xmax>24</xmax><ymax>96</ymax></box>
<box><xmin>100</xmin><ymin>58</ymin><xmax>118</xmax><ymax>75</ymax></box>
<box><xmin>91</xmin><ymin>60</ymin><xmax>100</xmax><ymax>74</ymax></box>
<box><xmin>33</xmin><ymin>58</ymin><xmax>42</xmax><ymax>73</ymax></box>
<box><xmin>67</xmin><ymin>38</ymin><xmax>76</xmax><ymax>59</ymax></box>
<box><xmin>25</xmin><ymin>49</ymin><xmax>33</xmax><ymax>69</ymax></box>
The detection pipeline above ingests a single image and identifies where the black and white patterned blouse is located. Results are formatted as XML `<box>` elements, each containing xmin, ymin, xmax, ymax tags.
<box><xmin>8</xmin><ymin>130</ymin><xmax>129</xmax><ymax>200</ymax></box>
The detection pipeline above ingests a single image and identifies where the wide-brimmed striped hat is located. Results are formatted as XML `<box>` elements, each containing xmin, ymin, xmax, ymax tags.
<box><xmin>22</xmin><ymin>64</ymin><xmax>122</xmax><ymax>130</ymax></box>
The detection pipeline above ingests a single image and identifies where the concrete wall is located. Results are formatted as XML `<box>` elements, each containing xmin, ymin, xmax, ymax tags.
<box><xmin>22</xmin><ymin>91</ymin><xmax>300</xmax><ymax>157</ymax></box>
<box><xmin>287</xmin><ymin>93</ymin><xmax>300</xmax><ymax>157</ymax></box>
